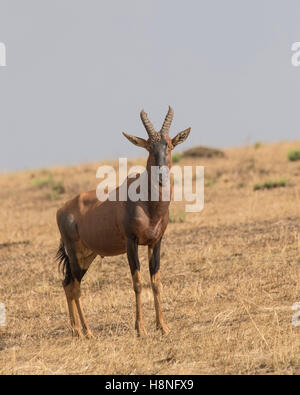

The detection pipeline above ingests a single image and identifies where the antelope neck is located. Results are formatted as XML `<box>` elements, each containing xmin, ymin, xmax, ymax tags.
<box><xmin>145</xmin><ymin>157</ymin><xmax>172</xmax><ymax>219</ymax></box>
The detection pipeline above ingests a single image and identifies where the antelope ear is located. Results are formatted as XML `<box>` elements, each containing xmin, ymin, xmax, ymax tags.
<box><xmin>122</xmin><ymin>133</ymin><xmax>148</xmax><ymax>149</ymax></box>
<box><xmin>172</xmin><ymin>128</ymin><xmax>191</xmax><ymax>148</ymax></box>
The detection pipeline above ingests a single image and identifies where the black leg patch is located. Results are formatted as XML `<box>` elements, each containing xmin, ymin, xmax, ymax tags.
<box><xmin>149</xmin><ymin>239</ymin><xmax>161</xmax><ymax>276</ymax></box>
<box><xmin>126</xmin><ymin>237</ymin><xmax>140</xmax><ymax>275</ymax></box>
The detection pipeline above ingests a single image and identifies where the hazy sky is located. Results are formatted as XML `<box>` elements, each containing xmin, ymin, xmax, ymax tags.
<box><xmin>1</xmin><ymin>0</ymin><xmax>300</xmax><ymax>171</ymax></box>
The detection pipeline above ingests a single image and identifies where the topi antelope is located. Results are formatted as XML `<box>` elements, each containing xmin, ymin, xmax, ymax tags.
<box><xmin>56</xmin><ymin>106</ymin><xmax>191</xmax><ymax>338</ymax></box>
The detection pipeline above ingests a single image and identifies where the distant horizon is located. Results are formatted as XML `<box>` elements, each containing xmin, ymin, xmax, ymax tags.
<box><xmin>1</xmin><ymin>137</ymin><xmax>299</xmax><ymax>174</ymax></box>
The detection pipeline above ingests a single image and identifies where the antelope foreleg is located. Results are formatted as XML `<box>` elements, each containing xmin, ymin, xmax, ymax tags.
<box><xmin>132</xmin><ymin>270</ymin><xmax>147</xmax><ymax>336</ymax></box>
<box><xmin>148</xmin><ymin>241</ymin><xmax>170</xmax><ymax>335</ymax></box>
<box><xmin>126</xmin><ymin>238</ymin><xmax>147</xmax><ymax>336</ymax></box>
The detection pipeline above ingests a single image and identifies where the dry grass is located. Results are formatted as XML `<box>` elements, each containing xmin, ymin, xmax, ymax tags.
<box><xmin>0</xmin><ymin>141</ymin><xmax>300</xmax><ymax>375</ymax></box>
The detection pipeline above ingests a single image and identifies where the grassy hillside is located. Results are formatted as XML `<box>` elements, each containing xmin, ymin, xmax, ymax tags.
<box><xmin>0</xmin><ymin>140</ymin><xmax>300</xmax><ymax>374</ymax></box>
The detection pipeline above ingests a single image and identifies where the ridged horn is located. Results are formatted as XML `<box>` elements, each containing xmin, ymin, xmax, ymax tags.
<box><xmin>160</xmin><ymin>106</ymin><xmax>174</xmax><ymax>136</ymax></box>
<box><xmin>140</xmin><ymin>110</ymin><xmax>156</xmax><ymax>138</ymax></box>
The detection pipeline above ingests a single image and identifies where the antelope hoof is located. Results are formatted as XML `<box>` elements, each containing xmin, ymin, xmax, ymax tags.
<box><xmin>157</xmin><ymin>324</ymin><xmax>170</xmax><ymax>335</ymax></box>
<box><xmin>135</xmin><ymin>322</ymin><xmax>148</xmax><ymax>337</ymax></box>
<box><xmin>72</xmin><ymin>328</ymin><xmax>84</xmax><ymax>339</ymax></box>
<box><xmin>84</xmin><ymin>330</ymin><xmax>95</xmax><ymax>339</ymax></box>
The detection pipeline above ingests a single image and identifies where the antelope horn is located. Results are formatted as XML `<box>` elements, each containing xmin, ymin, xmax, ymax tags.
<box><xmin>160</xmin><ymin>106</ymin><xmax>174</xmax><ymax>136</ymax></box>
<box><xmin>140</xmin><ymin>109</ymin><xmax>156</xmax><ymax>138</ymax></box>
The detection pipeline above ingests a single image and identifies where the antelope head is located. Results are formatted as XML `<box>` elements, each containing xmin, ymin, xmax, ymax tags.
<box><xmin>123</xmin><ymin>106</ymin><xmax>191</xmax><ymax>186</ymax></box>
